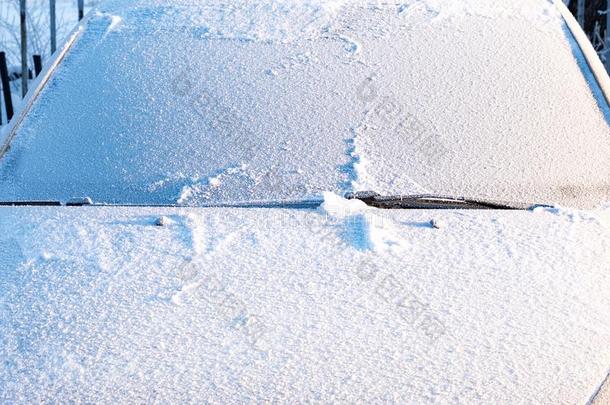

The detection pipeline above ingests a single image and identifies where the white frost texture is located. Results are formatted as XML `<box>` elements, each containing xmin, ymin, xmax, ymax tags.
<box><xmin>1</xmin><ymin>202</ymin><xmax>610</xmax><ymax>403</ymax></box>
<box><xmin>1</xmin><ymin>0</ymin><xmax>610</xmax><ymax>403</ymax></box>
<box><xmin>0</xmin><ymin>0</ymin><xmax>609</xmax><ymax>207</ymax></box>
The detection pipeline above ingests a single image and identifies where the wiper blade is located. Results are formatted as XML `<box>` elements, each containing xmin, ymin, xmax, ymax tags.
<box><xmin>103</xmin><ymin>199</ymin><xmax>324</xmax><ymax>209</ymax></box>
<box><xmin>0</xmin><ymin>200</ymin><xmax>62</xmax><ymax>207</ymax></box>
<box><xmin>0</xmin><ymin>197</ymin><xmax>94</xmax><ymax>207</ymax></box>
<box><xmin>345</xmin><ymin>191</ymin><xmax>533</xmax><ymax>210</ymax></box>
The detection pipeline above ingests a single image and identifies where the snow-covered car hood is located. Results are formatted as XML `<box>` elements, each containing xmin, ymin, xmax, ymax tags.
<box><xmin>1</xmin><ymin>197</ymin><xmax>610</xmax><ymax>403</ymax></box>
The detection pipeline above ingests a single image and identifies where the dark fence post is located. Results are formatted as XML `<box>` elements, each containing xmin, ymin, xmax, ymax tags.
<box><xmin>576</xmin><ymin>0</ymin><xmax>585</xmax><ymax>27</ymax></box>
<box><xmin>33</xmin><ymin>55</ymin><xmax>42</xmax><ymax>77</ymax></box>
<box><xmin>20</xmin><ymin>0</ymin><xmax>28</xmax><ymax>97</ymax></box>
<box><xmin>50</xmin><ymin>0</ymin><xmax>57</xmax><ymax>54</ymax></box>
<box><xmin>606</xmin><ymin>1</ymin><xmax>610</xmax><ymax>72</ymax></box>
<box><xmin>0</xmin><ymin>52</ymin><xmax>14</xmax><ymax>121</ymax></box>
<box><xmin>78</xmin><ymin>0</ymin><xmax>84</xmax><ymax>20</ymax></box>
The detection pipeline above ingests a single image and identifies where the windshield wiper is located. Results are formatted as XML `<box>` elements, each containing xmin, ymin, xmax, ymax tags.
<box><xmin>0</xmin><ymin>197</ymin><xmax>92</xmax><ymax>207</ymax></box>
<box><xmin>0</xmin><ymin>195</ymin><xmax>538</xmax><ymax>210</ymax></box>
<box><xmin>345</xmin><ymin>191</ymin><xmax>534</xmax><ymax>210</ymax></box>
<box><xmin>0</xmin><ymin>200</ymin><xmax>62</xmax><ymax>206</ymax></box>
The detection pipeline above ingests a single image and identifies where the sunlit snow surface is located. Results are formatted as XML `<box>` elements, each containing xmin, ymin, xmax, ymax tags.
<box><xmin>0</xmin><ymin>0</ymin><xmax>609</xmax><ymax>206</ymax></box>
<box><xmin>2</xmin><ymin>2</ymin><xmax>610</xmax><ymax>403</ymax></box>
<box><xmin>1</xmin><ymin>200</ymin><xmax>610</xmax><ymax>403</ymax></box>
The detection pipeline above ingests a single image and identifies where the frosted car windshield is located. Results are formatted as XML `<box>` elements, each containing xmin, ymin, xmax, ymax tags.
<box><xmin>0</xmin><ymin>1</ymin><xmax>609</xmax><ymax>207</ymax></box>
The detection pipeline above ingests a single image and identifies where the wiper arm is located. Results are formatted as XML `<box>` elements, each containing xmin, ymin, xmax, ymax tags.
<box><xmin>0</xmin><ymin>200</ymin><xmax>62</xmax><ymax>207</ymax></box>
<box><xmin>0</xmin><ymin>197</ymin><xmax>92</xmax><ymax>207</ymax></box>
<box><xmin>345</xmin><ymin>191</ymin><xmax>534</xmax><ymax>210</ymax></box>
